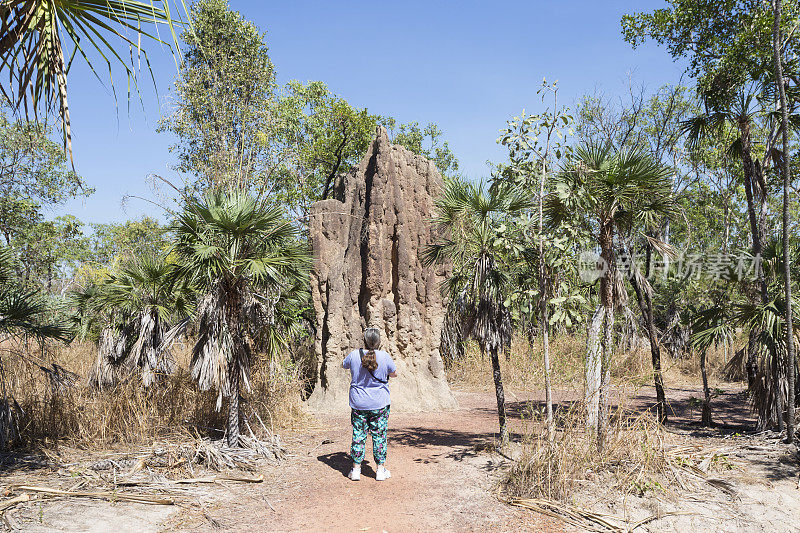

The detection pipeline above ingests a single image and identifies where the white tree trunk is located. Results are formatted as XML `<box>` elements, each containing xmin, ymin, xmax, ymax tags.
<box><xmin>585</xmin><ymin>305</ymin><xmax>605</xmax><ymax>428</ymax></box>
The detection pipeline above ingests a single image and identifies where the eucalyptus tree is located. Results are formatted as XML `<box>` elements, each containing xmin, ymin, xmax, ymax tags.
<box><xmin>172</xmin><ymin>189</ymin><xmax>309</xmax><ymax>447</ymax></box>
<box><xmin>276</xmin><ymin>80</ymin><xmax>381</xmax><ymax>214</ymax></box>
<box><xmin>622</xmin><ymin>0</ymin><xmax>800</xmax><ymax>93</ymax></box>
<box><xmin>771</xmin><ymin>0</ymin><xmax>795</xmax><ymax>444</ymax></box>
<box><xmin>497</xmin><ymin>79</ymin><xmax>573</xmax><ymax>440</ymax></box>
<box><xmin>546</xmin><ymin>143</ymin><xmax>675</xmax><ymax>449</ymax></box>
<box><xmin>159</xmin><ymin>0</ymin><xmax>284</xmax><ymax>193</ymax></box>
<box><xmin>624</xmin><ymin>0</ymin><xmax>800</xmax><ymax>434</ymax></box>
<box><xmin>424</xmin><ymin>178</ymin><xmax>532</xmax><ymax>442</ymax></box>
<box><xmin>390</xmin><ymin>121</ymin><xmax>460</xmax><ymax>178</ymax></box>
<box><xmin>0</xmin><ymin>0</ymin><xmax>182</xmax><ymax>163</ymax></box>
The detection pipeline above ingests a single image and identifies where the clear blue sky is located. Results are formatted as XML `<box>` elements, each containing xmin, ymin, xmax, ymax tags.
<box><xmin>56</xmin><ymin>0</ymin><xmax>686</xmax><ymax>225</ymax></box>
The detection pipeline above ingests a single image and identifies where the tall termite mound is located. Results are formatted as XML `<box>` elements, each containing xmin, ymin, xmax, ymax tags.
<box><xmin>306</xmin><ymin>126</ymin><xmax>457</xmax><ymax>412</ymax></box>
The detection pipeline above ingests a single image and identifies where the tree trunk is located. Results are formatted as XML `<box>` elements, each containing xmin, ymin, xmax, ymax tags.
<box><xmin>740</xmin><ymin>121</ymin><xmax>767</xmax><ymax>395</ymax></box>
<box><xmin>630</xmin><ymin>264</ymin><xmax>668</xmax><ymax>423</ymax></box>
<box><xmin>746</xmin><ymin>331</ymin><xmax>759</xmax><ymax>390</ymax></box>
<box><xmin>489</xmin><ymin>345</ymin><xmax>508</xmax><ymax>443</ymax></box>
<box><xmin>597</xmin><ymin>223</ymin><xmax>615</xmax><ymax>453</ymax></box>
<box><xmin>774</xmin><ymin>348</ymin><xmax>785</xmax><ymax>433</ymax></box>
<box><xmin>585</xmin><ymin>305</ymin><xmax>605</xmax><ymax>428</ymax></box>
<box><xmin>723</xmin><ymin>202</ymin><xmax>730</xmax><ymax>254</ymax></box>
<box><xmin>226</xmin><ymin>369</ymin><xmax>241</xmax><ymax>447</ymax></box>
<box><xmin>700</xmin><ymin>349</ymin><xmax>713</xmax><ymax>426</ymax></box>
<box><xmin>598</xmin><ymin>301</ymin><xmax>613</xmax><ymax>454</ymax></box>
<box><xmin>772</xmin><ymin>0</ymin><xmax>795</xmax><ymax>444</ymax></box>
<box><xmin>539</xmin><ymin>159</ymin><xmax>554</xmax><ymax>441</ymax></box>
<box><xmin>542</xmin><ymin>301</ymin><xmax>554</xmax><ymax>441</ymax></box>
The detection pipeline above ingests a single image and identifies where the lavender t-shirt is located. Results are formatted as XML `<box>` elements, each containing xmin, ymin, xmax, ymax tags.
<box><xmin>342</xmin><ymin>349</ymin><xmax>396</xmax><ymax>411</ymax></box>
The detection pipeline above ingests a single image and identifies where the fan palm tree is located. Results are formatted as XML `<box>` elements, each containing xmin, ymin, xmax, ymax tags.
<box><xmin>690</xmin><ymin>239</ymin><xmax>799</xmax><ymax>431</ymax></box>
<box><xmin>86</xmin><ymin>253</ymin><xmax>192</xmax><ymax>388</ymax></box>
<box><xmin>689</xmin><ymin>306</ymin><xmax>734</xmax><ymax>426</ymax></box>
<box><xmin>172</xmin><ymin>189</ymin><xmax>309</xmax><ymax>447</ymax></box>
<box><xmin>681</xmin><ymin>80</ymin><xmax>800</xmax><ymax>390</ymax></box>
<box><xmin>734</xmin><ymin>297</ymin><xmax>799</xmax><ymax>431</ymax></box>
<box><xmin>0</xmin><ymin>246</ymin><xmax>70</xmax><ymax>343</ymax></box>
<box><xmin>423</xmin><ymin>178</ymin><xmax>532</xmax><ymax>442</ymax></box>
<box><xmin>0</xmin><ymin>0</ymin><xmax>183</xmax><ymax>162</ymax></box>
<box><xmin>681</xmin><ymin>82</ymin><xmax>784</xmax><ymax>302</ymax></box>
<box><xmin>545</xmin><ymin>142</ymin><xmax>675</xmax><ymax>450</ymax></box>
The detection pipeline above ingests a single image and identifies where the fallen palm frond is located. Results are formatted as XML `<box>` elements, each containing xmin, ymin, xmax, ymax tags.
<box><xmin>118</xmin><ymin>474</ymin><xmax>263</xmax><ymax>486</ymax></box>
<box><xmin>83</xmin><ymin>434</ymin><xmax>286</xmax><ymax>481</ymax></box>
<box><xmin>0</xmin><ymin>493</ymin><xmax>30</xmax><ymax>511</ymax></box>
<box><xmin>12</xmin><ymin>485</ymin><xmax>174</xmax><ymax>505</ymax></box>
<box><xmin>510</xmin><ymin>497</ymin><xmax>692</xmax><ymax>533</ymax></box>
<box><xmin>509</xmin><ymin>498</ymin><xmax>626</xmax><ymax>532</ymax></box>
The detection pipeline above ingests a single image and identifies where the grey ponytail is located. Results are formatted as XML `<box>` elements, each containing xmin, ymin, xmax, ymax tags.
<box><xmin>362</xmin><ymin>327</ymin><xmax>381</xmax><ymax>372</ymax></box>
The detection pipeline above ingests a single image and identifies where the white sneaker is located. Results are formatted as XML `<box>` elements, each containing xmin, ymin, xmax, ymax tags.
<box><xmin>376</xmin><ymin>466</ymin><xmax>391</xmax><ymax>481</ymax></box>
<box><xmin>348</xmin><ymin>465</ymin><xmax>361</xmax><ymax>481</ymax></box>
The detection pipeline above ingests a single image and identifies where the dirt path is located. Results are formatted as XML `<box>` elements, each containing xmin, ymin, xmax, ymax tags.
<box><xmin>7</xmin><ymin>385</ymin><xmax>799</xmax><ymax>532</ymax></box>
<box><xmin>173</xmin><ymin>390</ymin><xmax>564</xmax><ymax>532</ymax></box>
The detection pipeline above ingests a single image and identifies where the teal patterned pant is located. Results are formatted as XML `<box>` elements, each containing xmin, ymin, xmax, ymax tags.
<box><xmin>350</xmin><ymin>405</ymin><xmax>390</xmax><ymax>465</ymax></box>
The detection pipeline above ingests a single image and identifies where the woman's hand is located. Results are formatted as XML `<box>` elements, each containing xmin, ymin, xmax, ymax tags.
<box><xmin>388</xmin><ymin>371</ymin><xmax>398</xmax><ymax>378</ymax></box>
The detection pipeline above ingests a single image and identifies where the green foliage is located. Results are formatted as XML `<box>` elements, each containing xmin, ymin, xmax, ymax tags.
<box><xmin>621</xmin><ymin>1</ymin><xmax>800</xmax><ymax>92</ymax></box>
<box><xmin>496</xmin><ymin>80</ymin><xmax>589</xmax><ymax>335</ymax></box>
<box><xmin>498</xmin><ymin>79</ymin><xmax>574</xmax><ymax>184</ymax></box>
<box><xmin>73</xmin><ymin>253</ymin><xmax>194</xmax><ymax>386</ymax></box>
<box><xmin>389</xmin><ymin>120</ymin><xmax>459</xmax><ymax>177</ymax></box>
<box><xmin>545</xmin><ymin>143</ymin><xmax>676</xmax><ymax>238</ymax></box>
<box><xmin>171</xmin><ymin>188</ymin><xmax>310</xmax><ymax>445</ymax></box>
<box><xmin>16</xmin><ymin>215</ymin><xmax>87</xmax><ymax>291</ymax></box>
<box><xmin>0</xmin><ymin>111</ymin><xmax>92</xmax><ymax>291</ymax></box>
<box><xmin>0</xmin><ymin>247</ymin><xmax>70</xmax><ymax>343</ymax></box>
<box><xmin>172</xmin><ymin>189</ymin><xmax>310</xmax><ymax>384</ymax></box>
<box><xmin>275</xmin><ymin>80</ymin><xmax>383</xmax><ymax>215</ymax></box>
<box><xmin>89</xmin><ymin>217</ymin><xmax>170</xmax><ymax>266</ymax></box>
<box><xmin>160</xmin><ymin>0</ymin><xmax>458</xmax><ymax>218</ymax></box>
<box><xmin>160</xmin><ymin>0</ymin><xmax>280</xmax><ymax>191</ymax></box>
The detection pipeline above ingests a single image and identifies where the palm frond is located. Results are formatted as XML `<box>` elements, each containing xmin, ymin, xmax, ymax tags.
<box><xmin>0</xmin><ymin>0</ymin><xmax>185</xmax><ymax>164</ymax></box>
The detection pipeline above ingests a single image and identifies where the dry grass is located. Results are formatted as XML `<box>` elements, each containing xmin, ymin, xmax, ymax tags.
<box><xmin>502</xmin><ymin>407</ymin><xmax>672</xmax><ymax>501</ymax></box>
<box><xmin>669</xmin><ymin>339</ymin><xmax>745</xmax><ymax>385</ymax></box>
<box><xmin>447</xmin><ymin>335</ymin><xmax>587</xmax><ymax>391</ymax></box>
<box><xmin>501</xmin><ymin>404</ymin><xmax>733</xmax><ymax>504</ymax></box>
<box><xmin>449</xmin><ymin>333</ymin><xmax>746</xmax><ymax>397</ymax></box>
<box><xmin>0</xmin><ymin>339</ymin><xmax>309</xmax><ymax>451</ymax></box>
<box><xmin>449</xmin><ymin>333</ymin><xmax>744</xmax><ymax>506</ymax></box>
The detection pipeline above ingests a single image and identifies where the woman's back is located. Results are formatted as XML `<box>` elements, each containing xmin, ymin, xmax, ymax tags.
<box><xmin>343</xmin><ymin>349</ymin><xmax>396</xmax><ymax>410</ymax></box>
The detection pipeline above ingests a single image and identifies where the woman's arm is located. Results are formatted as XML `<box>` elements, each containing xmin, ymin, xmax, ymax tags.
<box><xmin>388</xmin><ymin>371</ymin><xmax>398</xmax><ymax>378</ymax></box>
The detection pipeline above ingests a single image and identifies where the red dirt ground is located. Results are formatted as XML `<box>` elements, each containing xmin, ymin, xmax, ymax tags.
<box><xmin>189</xmin><ymin>390</ymin><xmax>568</xmax><ymax>532</ymax></box>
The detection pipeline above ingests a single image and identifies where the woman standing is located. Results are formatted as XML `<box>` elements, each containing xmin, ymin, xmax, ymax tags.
<box><xmin>342</xmin><ymin>327</ymin><xmax>398</xmax><ymax>481</ymax></box>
